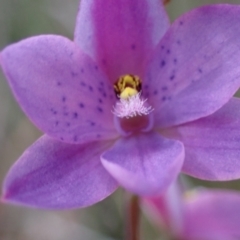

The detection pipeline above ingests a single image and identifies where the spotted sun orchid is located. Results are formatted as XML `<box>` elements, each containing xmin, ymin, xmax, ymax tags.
<box><xmin>2</xmin><ymin>1</ymin><xmax>240</xmax><ymax>209</ymax></box>
<box><xmin>145</xmin><ymin>184</ymin><xmax>240</xmax><ymax>240</ymax></box>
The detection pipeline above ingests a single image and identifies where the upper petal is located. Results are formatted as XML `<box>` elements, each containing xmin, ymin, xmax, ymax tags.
<box><xmin>74</xmin><ymin>0</ymin><xmax>170</xmax><ymax>81</ymax></box>
<box><xmin>171</xmin><ymin>97</ymin><xmax>240</xmax><ymax>180</ymax></box>
<box><xmin>1</xmin><ymin>35</ymin><xmax>118</xmax><ymax>144</ymax></box>
<box><xmin>183</xmin><ymin>189</ymin><xmax>240</xmax><ymax>240</ymax></box>
<box><xmin>101</xmin><ymin>132</ymin><xmax>184</xmax><ymax>196</ymax></box>
<box><xmin>144</xmin><ymin>5</ymin><xmax>240</xmax><ymax>127</ymax></box>
<box><xmin>2</xmin><ymin>135</ymin><xmax>118</xmax><ymax>209</ymax></box>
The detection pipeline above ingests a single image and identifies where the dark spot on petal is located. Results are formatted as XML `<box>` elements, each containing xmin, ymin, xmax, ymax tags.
<box><xmin>179</xmin><ymin>21</ymin><xmax>184</xmax><ymax>25</ymax></box>
<box><xmin>98</xmin><ymin>98</ymin><xmax>103</xmax><ymax>104</ymax></box>
<box><xmin>170</xmin><ymin>75</ymin><xmax>175</xmax><ymax>81</ymax></box>
<box><xmin>73</xmin><ymin>135</ymin><xmax>78</xmax><ymax>142</ymax></box>
<box><xmin>97</xmin><ymin>107</ymin><xmax>103</xmax><ymax>113</ymax></box>
<box><xmin>173</xmin><ymin>58</ymin><xmax>177</xmax><ymax>64</ymax></box>
<box><xmin>153</xmin><ymin>90</ymin><xmax>158</xmax><ymax>95</ymax></box>
<box><xmin>55</xmin><ymin>121</ymin><xmax>59</xmax><ymax>126</ymax></box>
<box><xmin>131</xmin><ymin>44</ymin><xmax>136</xmax><ymax>50</ymax></box>
<box><xmin>177</xmin><ymin>40</ymin><xmax>181</xmax><ymax>45</ymax></box>
<box><xmin>81</xmin><ymin>81</ymin><xmax>86</xmax><ymax>87</ymax></box>
<box><xmin>62</xmin><ymin>96</ymin><xmax>66</xmax><ymax>102</ymax></box>
<box><xmin>100</xmin><ymin>81</ymin><xmax>104</xmax><ymax>86</ymax></box>
<box><xmin>64</xmin><ymin>112</ymin><xmax>69</xmax><ymax>116</ymax></box>
<box><xmin>66</xmin><ymin>122</ymin><xmax>70</xmax><ymax>127</ymax></box>
<box><xmin>71</xmin><ymin>71</ymin><xmax>78</xmax><ymax>77</ymax></box>
<box><xmin>162</xmin><ymin>86</ymin><xmax>168</xmax><ymax>91</ymax></box>
<box><xmin>167</xmin><ymin>49</ymin><xmax>171</xmax><ymax>54</ymax></box>
<box><xmin>198</xmin><ymin>68</ymin><xmax>203</xmax><ymax>73</ymax></box>
<box><xmin>95</xmin><ymin>65</ymin><xmax>99</xmax><ymax>70</ymax></box>
<box><xmin>161</xmin><ymin>45</ymin><xmax>165</xmax><ymax>50</ymax></box>
<box><xmin>97</xmin><ymin>134</ymin><xmax>101</xmax><ymax>138</ymax></box>
<box><xmin>57</xmin><ymin>82</ymin><xmax>61</xmax><ymax>86</ymax></box>
<box><xmin>81</xmin><ymin>68</ymin><xmax>84</xmax><ymax>73</ymax></box>
<box><xmin>73</xmin><ymin>112</ymin><xmax>78</xmax><ymax>119</ymax></box>
<box><xmin>162</xmin><ymin>96</ymin><xmax>166</xmax><ymax>101</ymax></box>
<box><xmin>50</xmin><ymin>108</ymin><xmax>58</xmax><ymax>115</ymax></box>
<box><xmin>60</xmin><ymin>137</ymin><xmax>64</xmax><ymax>141</ymax></box>
<box><xmin>90</xmin><ymin>121</ymin><xmax>95</xmax><ymax>126</ymax></box>
<box><xmin>161</xmin><ymin>60</ymin><xmax>166</xmax><ymax>67</ymax></box>
<box><xmin>79</xmin><ymin>103</ymin><xmax>85</xmax><ymax>108</ymax></box>
<box><xmin>102</xmin><ymin>92</ymin><xmax>107</xmax><ymax>98</ymax></box>
<box><xmin>88</xmin><ymin>85</ymin><xmax>93</xmax><ymax>92</ymax></box>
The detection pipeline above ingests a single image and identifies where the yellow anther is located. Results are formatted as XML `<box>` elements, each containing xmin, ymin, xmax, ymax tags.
<box><xmin>114</xmin><ymin>74</ymin><xmax>142</xmax><ymax>99</ymax></box>
<box><xmin>120</xmin><ymin>87</ymin><xmax>138</xmax><ymax>99</ymax></box>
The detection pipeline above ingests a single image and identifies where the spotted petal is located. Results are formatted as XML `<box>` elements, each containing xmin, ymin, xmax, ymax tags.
<box><xmin>75</xmin><ymin>0</ymin><xmax>170</xmax><ymax>81</ymax></box>
<box><xmin>2</xmin><ymin>135</ymin><xmax>118</xmax><ymax>209</ymax></box>
<box><xmin>145</xmin><ymin>5</ymin><xmax>240</xmax><ymax>127</ymax></box>
<box><xmin>101</xmin><ymin>132</ymin><xmax>184</xmax><ymax>196</ymax></box>
<box><xmin>1</xmin><ymin>35</ymin><xmax>118</xmax><ymax>144</ymax></box>
<box><xmin>171</xmin><ymin>98</ymin><xmax>240</xmax><ymax>180</ymax></box>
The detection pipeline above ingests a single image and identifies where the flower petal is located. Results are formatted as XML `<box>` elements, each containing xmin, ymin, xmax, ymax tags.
<box><xmin>144</xmin><ymin>181</ymin><xmax>184</xmax><ymax>234</ymax></box>
<box><xmin>145</xmin><ymin>5</ymin><xmax>240</xmax><ymax>127</ymax></box>
<box><xmin>2</xmin><ymin>135</ymin><xmax>118</xmax><ymax>209</ymax></box>
<box><xmin>75</xmin><ymin>0</ymin><xmax>170</xmax><ymax>81</ymax></box>
<box><xmin>101</xmin><ymin>132</ymin><xmax>184</xmax><ymax>196</ymax></box>
<box><xmin>1</xmin><ymin>35</ymin><xmax>118</xmax><ymax>144</ymax></box>
<box><xmin>183</xmin><ymin>189</ymin><xmax>240</xmax><ymax>240</ymax></box>
<box><xmin>171</xmin><ymin>98</ymin><xmax>240</xmax><ymax>180</ymax></box>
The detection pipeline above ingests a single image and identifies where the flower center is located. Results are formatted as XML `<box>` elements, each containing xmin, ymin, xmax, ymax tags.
<box><xmin>113</xmin><ymin>74</ymin><xmax>153</xmax><ymax>118</ymax></box>
<box><xmin>114</xmin><ymin>74</ymin><xmax>141</xmax><ymax>99</ymax></box>
<box><xmin>112</xmin><ymin>74</ymin><xmax>153</xmax><ymax>135</ymax></box>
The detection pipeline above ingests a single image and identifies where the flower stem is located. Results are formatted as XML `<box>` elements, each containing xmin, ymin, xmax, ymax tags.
<box><xmin>126</xmin><ymin>195</ymin><xmax>140</xmax><ymax>240</ymax></box>
<box><xmin>163</xmin><ymin>0</ymin><xmax>171</xmax><ymax>5</ymax></box>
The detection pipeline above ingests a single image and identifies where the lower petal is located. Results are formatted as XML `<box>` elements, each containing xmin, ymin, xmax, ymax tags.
<box><xmin>183</xmin><ymin>189</ymin><xmax>240</xmax><ymax>240</ymax></box>
<box><xmin>170</xmin><ymin>97</ymin><xmax>240</xmax><ymax>180</ymax></box>
<box><xmin>2</xmin><ymin>135</ymin><xmax>118</xmax><ymax>209</ymax></box>
<box><xmin>101</xmin><ymin>132</ymin><xmax>184</xmax><ymax>196</ymax></box>
<box><xmin>144</xmin><ymin>181</ymin><xmax>184</xmax><ymax>234</ymax></box>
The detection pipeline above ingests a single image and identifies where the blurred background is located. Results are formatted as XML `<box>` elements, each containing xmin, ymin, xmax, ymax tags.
<box><xmin>0</xmin><ymin>0</ymin><xmax>240</xmax><ymax>239</ymax></box>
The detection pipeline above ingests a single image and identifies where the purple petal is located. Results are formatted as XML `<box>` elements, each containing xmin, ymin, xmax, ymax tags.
<box><xmin>145</xmin><ymin>5</ymin><xmax>240</xmax><ymax>127</ymax></box>
<box><xmin>101</xmin><ymin>132</ymin><xmax>184</xmax><ymax>196</ymax></box>
<box><xmin>2</xmin><ymin>135</ymin><xmax>118</xmax><ymax>209</ymax></box>
<box><xmin>75</xmin><ymin>0</ymin><xmax>169</xmax><ymax>80</ymax></box>
<box><xmin>144</xmin><ymin>182</ymin><xmax>184</xmax><ymax>233</ymax></box>
<box><xmin>172</xmin><ymin>98</ymin><xmax>240</xmax><ymax>180</ymax></box>
<box><xmin>183</xmin><ymin>189</ymin><xmax>240</xmax><ymax>240</ymax></box>
<box><xmin>1</xmin><ymin>35</ymin><xmax>118</xmax><ymax>144</ymax></box>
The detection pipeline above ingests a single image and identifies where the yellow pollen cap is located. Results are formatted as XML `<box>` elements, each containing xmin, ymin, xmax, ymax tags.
<box><xmin>120</xmin><ymin>87</ymin><xmax>138</xmax><ymax>99</ymax></box>
<box><xmin>114</xmin><ymin>74</ymin><xmax>142</xmax><ymax>99</ymax></box>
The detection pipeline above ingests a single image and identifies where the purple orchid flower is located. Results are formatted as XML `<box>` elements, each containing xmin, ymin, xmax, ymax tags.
<box><xmin>2</xmin><ymin>1</ymin><xmax>240</xmax><ymax>209</ymax></box>
<box><xmin>145</xmin><ymin>185</ymin><xmax>240</xmax><ymax>240</ymax></box>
